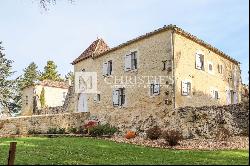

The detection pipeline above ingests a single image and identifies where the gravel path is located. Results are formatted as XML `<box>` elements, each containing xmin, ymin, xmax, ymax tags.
<box><xmin>105</xmin><ymin>136</ymin><xmax>249</xmax><ymax>150</ymax></box>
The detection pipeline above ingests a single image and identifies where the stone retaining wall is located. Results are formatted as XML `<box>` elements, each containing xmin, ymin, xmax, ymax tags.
<box><xmin>0</xmin><ymin>112</ymin><xmax>89</xmax><ymax>135</ymax></box>
<box><xmin>0</xmin><ymin>101</ymin><xmax>248</xmax><ymax>138</ymax></box>
<box><xmin>94</xmin><ymin>101</ymin><xmax>249</xmax><ymax>139</ymax></box>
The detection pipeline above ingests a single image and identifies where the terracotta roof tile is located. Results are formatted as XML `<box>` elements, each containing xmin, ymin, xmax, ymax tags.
<box><xmin>37</xmin><ymin>80</ymin><xmax>69</xmax><ymax>89</ymax></box>
<box><xmin>72</xmin><ymin>38</ymin><xmax>109</xmax><ymax>65</ymax></box>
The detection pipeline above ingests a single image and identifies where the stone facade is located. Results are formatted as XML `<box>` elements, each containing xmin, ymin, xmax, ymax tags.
<box><xmin>21</xmin><ymin>80</ymin><xmax>69</xmax><ymax>116</ymax></box>
<box><xmin>71</xmin><ymin>25</ymin><xmax>242</xmax><ymax>120</ymax></box>
<box><xmin>174</xmin><ymin>32</ymin><xmax>242</xmax><ymax>107</ymax></box>
<box><xmin>0</xmin><ymin>112</ymin><xmax>89</xmax><ymax>135</ymax></box>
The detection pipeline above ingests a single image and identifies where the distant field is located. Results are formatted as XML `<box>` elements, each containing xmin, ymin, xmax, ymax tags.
<box><xmin>0</xmin><ymin>137</ymin><xmax>248</xmax><ymax>165</ymax></box>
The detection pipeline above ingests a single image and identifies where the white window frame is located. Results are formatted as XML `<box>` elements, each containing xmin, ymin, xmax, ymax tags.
<box><xmin>195</xmin><ymin>51</ymin><xmax>205</xmax><ymax>70</ymax></box>
<box><xmin>211</xmin><ymin>88</ymin><xmax>220</xmax><ymax>100</ymax></box>
<box><xmin>181</xmin><ymin>80</ymin><xmax>191</xmax><ymax>96</ymax></box>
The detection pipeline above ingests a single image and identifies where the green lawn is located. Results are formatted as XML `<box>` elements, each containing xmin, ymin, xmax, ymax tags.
<box><xmin>0</xmin><ymin>137</ymin><xmax>248</xmax><ymax>165</ymax></box>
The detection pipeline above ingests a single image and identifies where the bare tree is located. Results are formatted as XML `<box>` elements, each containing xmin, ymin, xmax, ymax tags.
<box><xmin>38</xmin><ymin>0</ymin><xmax>74</xmax><ymax>10</ymax></box>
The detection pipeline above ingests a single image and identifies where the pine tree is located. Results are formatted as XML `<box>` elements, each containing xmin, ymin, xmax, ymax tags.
<box><xmin>0</xmin><ymin>42</ymin><xmax>18</xmax><ymax>114</ymax></box>
<box><xmin>21</xmin><ymin>62</ymin><xmax>40</xmax><ymax>89</ymax></box>
<box><xmin>40</xmin><ymin>60</ymin><xmax>62</xmax><ymax>81</ymax></box>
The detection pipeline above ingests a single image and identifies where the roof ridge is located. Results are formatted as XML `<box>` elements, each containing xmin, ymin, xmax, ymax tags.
<box><xmin>72</xmin><ymin>24</ymin><xmax>240</xmax><ymax>65</ymax></box>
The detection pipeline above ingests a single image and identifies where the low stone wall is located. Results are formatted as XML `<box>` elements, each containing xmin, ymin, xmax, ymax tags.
<box><xmin>34</xmin><ymin>106</ymin><xmax>65</xmax><ymax>115</ymax></box>
<box><xmin>0</xmin><ymin>101</ymin><xmax>248</xmax><ymax>139</ymax></box>
<box><xmin>0</xmin><ymin>112</ymin><xmax>89</xmax><ymax>135</ymax></box>
<box><xmin>93</xmin><ymin>101</ymin><xmax>249</xmax><ymax>139</ymax></box>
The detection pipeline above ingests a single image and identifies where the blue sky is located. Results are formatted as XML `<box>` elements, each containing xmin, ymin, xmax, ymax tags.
<box><xmin>0</xmin><ymin>0</ymin><xmax>249</xmax><ymax>83</ymax></box>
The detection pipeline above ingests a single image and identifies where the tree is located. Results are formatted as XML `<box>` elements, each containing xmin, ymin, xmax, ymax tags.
<box><xmin>40</xmin><ymin>60</ymin><xmax>62</xmax><ymax>81</ymax></box>
<box><xmin>0</xmin><ymin>42</ymin><xmax>18</xmax><ymax>114</ymax></box>
<box><xmin>20</xmin><ymin>62</ymin><xmax>40</xmax><ymax>89</ymax></box>
<box><xmin>65</xmin><ymin>71</ymin><xmax>74</xmax><ymax>82</ymax></box>
<box><xmin>38</xmin><ymin>0</ymin><xmax>74</xmax><ymax>10</ymax></box>
<box><xmin>40</xmin><ymin>87</ymin><xmax>46</xmax><ymax>108</ymax></box>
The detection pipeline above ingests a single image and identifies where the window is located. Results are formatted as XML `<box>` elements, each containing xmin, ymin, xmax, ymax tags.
<box><xmin>103</xmin><ymin>60</ymin><xmax>112</xmax><ymax>76</ymax></box>
<box><xmin>214</xmin><ymin>91</ymin><xmax>219</xmax><ymax>99</ymax></box>
<box><xmin>94</xmin><ymin>94</ymin><xmax>101</xmax><ymax>102</ymax></box>
<box><xmin>131</xmin><ymin>51</ymin><xmax>137</xmax><ymax>70</ymax></box>
<box><xmin>181</xmin><ymin>81</ymin><xmax>191</xmax><ymax>96</ymax></box>
<box><xmin>25</xmin><ymin>96</ymin><xmax>28</xmax><ymax>105</ymax></box>
<box><xmin>125</xmin><ymin>51</ymin><xmax>138</xmax><ymax>71</ymax></box>
<box><xmin>209</xmin><ymin>64</ymin><xmax>213</xmax><ymax>71</ymax></box>
<box><xmin>150</xmin><ymin>83</ymin><xmax>160</xmax><ymax>96</ymax></box>
<box><xmin>113</xmin><ymin>88</ymin><xmax>125</xmax><ymax>106</ymax></box>
<box><xmin>212</xmin><ymin>90</ymin><xmax>219</xmax><ymax>99</ymax></box>
<box><xmin>195</xmin><ymin>53</ymin><xmax>204</xmax><ymax>70</ymax></box>
<box><xmin>217</xmin><ymin>64</ymin><xmax>223</xmax><ymax>74</ymax></box>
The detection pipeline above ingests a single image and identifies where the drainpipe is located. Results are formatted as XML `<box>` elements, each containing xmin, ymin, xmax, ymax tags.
<box><xmin>170</xmin><ymin>30</ymin><xmax>176</xmax><ymax>109</ymax></box>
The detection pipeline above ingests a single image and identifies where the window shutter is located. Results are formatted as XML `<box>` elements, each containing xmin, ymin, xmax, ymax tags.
<box><xmin>112</xmin><ymin>89</ymin><xmax>119</xmax><ymax>106</ymax></box>
<box><xmin>217</xmin><ymin>91</ymin><xmax>220</xmax><ymax>99</ymax></box>
<box><xmin>125</xmin><ymin>54</ymin><xmax>131</xmax><ymax>71</ymax></box>
<box><xmin>102</xmin><ymin>62</ymin><xmax>108</xmax><ymax>76</ymax></box>
<box><xmin>154</xmin><ymin>84</ymin><xmax>160</xmax><ymax>95</ymax></box>
<box><xmin>93</xmin><ymin>94</ymin><xmax>97</xmax><ymax>102</ymax></box>
<box><xmin>181</xmin><ymin>81</ymin><xmax>188</xmax><ymax>96</ymax></box>
<box><xmin>195</xmin><ymin>54</ymin><xmax>202</xmax><ymax>70</ymax></box>
<box><xmin>150</xmin><ymin>84</ymin><xmax>154</xmax><ymax>96</ymax></box>
<box><xmin>107</xmin><ymin>61</ymin><xmax>112</xmax><ymax>75</ymax></box>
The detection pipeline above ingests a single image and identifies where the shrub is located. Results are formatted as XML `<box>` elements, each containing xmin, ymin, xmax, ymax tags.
<box><xmin>146</xmin><ymin>126</ymin><xmax>162</xmax><ymax>140</ymax></box>
<box><xmin>162</xmin><ymin>130</ymin><xmax>183</xmax><ymax>147</ymax></box>
<box><xmin>125</xmin><ymin>131</ymin><xmax>136</xmax><ymax>139</ymax></box>
<box><xmin>28</xmin><ymin>129</ymin><xmax>42</xmax><ymax>135</ymax></box>
<box><xmin>89</xmin><ymin>123</ymin><xmax>118</xmax><ymax>137</ymax></box>
<box><xmin>16</xmin><ymin>128</ymin><xmax>20</xmax><ymax>135</ymax></box>
<box><xmin>84</xmin><ymin>120</ymin><xmax>99</xmax><ymax>134</ymax></box>
<box><xmin>57</xmin><ymin>128</ymin><xmax>66</xmax><ymax>134</ymax></box>
<box><xmin>68</xmin><ymin>127</ymin><xmax>77</xmax><ymax>134</ymax></box>
<box><xmin>47</xmin><ymin>128</ymin><xmax>58</xmax><ymax>134</ymax></box>
<box><xmin>77</xmin><ymin>126</ymin><xmax>86</xmax><ymax>134</ymax></box>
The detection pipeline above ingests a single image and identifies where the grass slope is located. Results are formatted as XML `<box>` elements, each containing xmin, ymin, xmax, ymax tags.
<box><xmin>0</xmin><ymin>137</ymin><xmax>248</xmax><ymax>165</ymax></box>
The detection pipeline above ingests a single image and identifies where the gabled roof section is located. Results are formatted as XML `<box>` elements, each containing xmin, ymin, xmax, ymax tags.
<box><xmin>71</xmin><ymin>38</ymin><xmax>109</xmax><ymax>65</ymax></box>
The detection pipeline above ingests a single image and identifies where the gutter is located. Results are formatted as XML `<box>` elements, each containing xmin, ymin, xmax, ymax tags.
<box><xmin>171</xmin><ymin>30</ymin><xmax>176</xmax><ymax>109</ymax></box>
